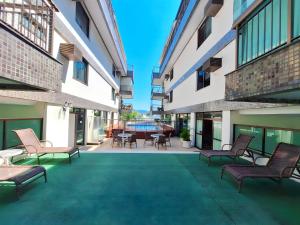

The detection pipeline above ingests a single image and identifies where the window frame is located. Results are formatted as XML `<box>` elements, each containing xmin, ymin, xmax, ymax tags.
<box><xmin>237</xmin><ymin>0</ymin><xmax>289</xmax><ymax>67</ymax></box>
<box><xmin>73</xmin><ymin>58</ymin><xmax>89</xmax><ymax>85</ymax></box>
<box><xmin>169</xmin><ymin>90</ymin><xmax>173</xmax><ymax>103</ymax></box>
<box><xmin>111</xmin><ymin>87</ymin><xmax>116</xmax><ymax>101</ymax></box>
<box><xmin>196</xmin><ymin>69</ymin><xmax>210</xmax><ymax>91</ymax></box>
<box><xmin>169</xmin><ymin>68</ymin><xmax>174</xmax><ymax>81</ymax></box>
<box><xmin>197</xmin><ymin>17</ymin><xmax>212</xmax><ymax>49</ymax></box>
<box><xmin>75</xmin><ymin>2</ymin><xmax>90</xmax><ymax>38</ymax></box>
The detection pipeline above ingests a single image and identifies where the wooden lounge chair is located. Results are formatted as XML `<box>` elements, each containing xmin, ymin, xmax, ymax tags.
<box><xmin>221</xmin><ymin>143</ymin><xmax>300</xmax><ymax>192</ymax></box>
<box><xmin>13</xmin><ymin>129</ymin><xmax>80</xmax><ymax>164</ymax></box>
<box><xmin>199</xmin><ymin>135</ymin><xmax>254</xmax><ymax>165</ymax></box>
<box><xmin>0</xmin><ymin>164</ymin><xmax>47</xmax><ymax>198</ymax></box>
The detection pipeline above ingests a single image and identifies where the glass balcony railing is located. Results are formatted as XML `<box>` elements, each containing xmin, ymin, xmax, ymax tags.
<box><xmin>233</xmin><ymin>0</ymin><xmax>256</xmax><ymax>21</ymax></box>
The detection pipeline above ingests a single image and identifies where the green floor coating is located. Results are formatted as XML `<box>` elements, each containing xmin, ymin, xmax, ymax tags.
<box><xmin>0</xmin><ymin>153</ymin><xmax>300</xmax><ymax>225</ymax></box>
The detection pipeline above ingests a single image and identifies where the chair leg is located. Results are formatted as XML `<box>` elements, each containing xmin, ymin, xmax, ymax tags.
<box><xmin>207</xmin><ymin>157</ymin><xmax>211</xmax><ymax>166</ymax></box>
<box><xmin>37</xmin><ymin>156</ymin><xmax>41</xmax><ymax>165</ymax></box>
<box><xmin>78</xmin><ymin>149</ymin><xmax>80</xmax><ymax>158</ymax></box>
<box><xmin>238</xmin><ymin>179</ymin><xmax>243</xmax><ymax>193</ymax></box>
<box><xmin>68</xmin><ymin>154</ymin><xmax>72</xmax><ymax>164</ymax></box>
<box><xmin>220</xmin><ymin>167</ymin><xmax>225</xmax><ymax>180</ymax></box>
<box><xmin>44</xmin><ymin>171</ymin><xmax>48</xmax><ymax>183</ymax></box>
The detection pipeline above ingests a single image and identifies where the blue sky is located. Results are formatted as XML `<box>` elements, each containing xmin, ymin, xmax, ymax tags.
<box><xmin>112</xmin><ymin>0</ymin><xmax>181</xmax><ymax>111</ymax></box>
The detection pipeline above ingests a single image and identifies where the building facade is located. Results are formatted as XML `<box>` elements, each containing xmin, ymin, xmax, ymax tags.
<box><xmin>152</xmin><ymin>0</ymin><xmax>300</xmax><ymax>155</ymax></box>
<box><xmin>0</xmin><ymin>0</ymin><xmax>133</xmax><ymax>149</ymax></box>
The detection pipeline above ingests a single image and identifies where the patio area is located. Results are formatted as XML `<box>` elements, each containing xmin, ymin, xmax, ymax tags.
<box><xmin>82</xmin><ymin>137</ymin><xmax>198</xmax><ymax>152</ymax></box>
<box><xmin>0</xmin><ymin>153</ymin><xmax>299</xmax><ymax>225</ymax></box>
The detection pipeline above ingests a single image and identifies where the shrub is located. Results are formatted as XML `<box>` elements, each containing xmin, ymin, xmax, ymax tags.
<box><xmin>180</xmin><ymin>128</ymin><xmax>190</xmax><ymax>141</ymax></box>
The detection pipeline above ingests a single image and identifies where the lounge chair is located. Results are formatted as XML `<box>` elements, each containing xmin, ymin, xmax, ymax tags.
<box><xmin>199</xmin><ymin>135</ymin><xmax>254</xmax><ymax>165</ymax></box>
<box><xmin>221</xmin><ymin>143</ymin><xmax>300</xmax><ymax>192</ymax></box>
<box><xmin>0</xmin><ymin>163</ymin><xmax>47</xmax><ymax>198</ymax></box>
<box><xmin>14</xmin><ymin>129</ymin><xmax>80</xmax><ymax>164</ymax></box>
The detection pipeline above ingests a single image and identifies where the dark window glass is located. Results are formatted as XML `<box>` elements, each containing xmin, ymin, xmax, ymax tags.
<box><xmin>170</xmin><ymin>68</ymin><xmax>174</xmax><ymax>81</ymax></box>
<box><xmin>76</xmin><ymin>2</ymin><xmax>89</xmax><ymax>37</ymax></box>
<box><xmin>74</xmin><ymin>58</ymin><xmax>88</xmax><ymax>84</ymax></box>
<box><xmin>112</xmin><ymin>88</ymin><xmax>116</xmax><ymax>101</ymax></box>
<box><xmin>197</xmin><ymin>70</ymin><xmax>210</xmax><ymax>91</ymax></box>
<box><xmin>169</xmin><ymin>91</ymin><xmax>173</xmax><ymax>103</ymax></box>
<box><xmin>197</xmin><ymin>17</ymin><xmax>212</xmax><ymax>48</ymax></box>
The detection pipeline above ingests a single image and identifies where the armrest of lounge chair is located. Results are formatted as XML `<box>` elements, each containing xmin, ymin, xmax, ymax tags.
<box><xmin>280</xmin><ymin>166</ymin><xmax>300</xmax><ymax>178</ymax></box>
<box><xmin>40</xmin><ymin>140</ymin><xmax>53</xmax><ymax>147</ymax></box>
<box><xmin>19</xmin><ymin>144</ymin><xmax>40</xmax><ymax>155</ymax></box>
<box><xmin>222</xmin><ymin>144</ymin><xmax>232</xmax><ymax>150</ymax></box>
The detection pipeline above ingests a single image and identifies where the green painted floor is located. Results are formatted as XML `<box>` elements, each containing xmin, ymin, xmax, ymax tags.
<box><xmin>0</xmin><ymin>153</ymin><xmax>300</xmax><ymax>225</ymax></box>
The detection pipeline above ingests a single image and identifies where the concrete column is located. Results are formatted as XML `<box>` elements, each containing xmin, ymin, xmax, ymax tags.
<box><xmin>44</xmin><ymin>104</ymin><xmax>69</xmax><ymax>147</ymax></box>
<box><xmin>222</xmin><ymin>110</ymin><xmax>233</xmax><ymax>146</ymax></box>
<box><xmin>190</xmin><ymin>112</ymin><xmax>196</xmax><ymax>146</ymax></box>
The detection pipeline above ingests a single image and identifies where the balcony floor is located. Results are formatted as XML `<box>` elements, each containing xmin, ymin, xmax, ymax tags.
<box><xmin>0</xmin><ymin>153</ymin><xmax>299</xmax><ymax>225</ymax></box>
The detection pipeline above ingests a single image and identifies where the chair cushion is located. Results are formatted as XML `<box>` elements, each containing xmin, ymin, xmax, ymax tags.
<box><xmin>223</xmin><ymin>165</ymin><xmax>280</xmax><ymax>180</ymax></box>
<box><xmin>0</xmin><ymin>166</ymin><xmax>45</xmax><ymax>184</ymax></box>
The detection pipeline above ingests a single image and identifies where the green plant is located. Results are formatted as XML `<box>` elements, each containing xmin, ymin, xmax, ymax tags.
<box><xmin>180</xmin><ymin>128</ymin><xmax>190</xmax><ymax>141</ymax></box>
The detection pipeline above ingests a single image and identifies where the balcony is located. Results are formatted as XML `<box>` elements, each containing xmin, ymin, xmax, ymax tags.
<box><xmin>121</xmin><ymin>103</ymin><xmax>133</xmax><ymax>113</ymax></box>
<box><xmin>151</xmin><ymin>86</ymin><xmax>166</xmax><ymax>100</ymax></box>
<box><xmin>151</xmin><ymin>67</ymin><xmax>161</xmax><ymax>86</ymax></box>
<box><xmin>0</xmin><ymin>0</ymin><xmax>62</xmax><ymax>91</ymax></box>
<box><xmin>120</xmin><ymin>69</ymin><xmax>134</xmax><ymax>99</ymax></box>
<box><xmin>225</xmin><ymin>42</ymin><xmax>300</xmax><ymax>104</ymax></box>
<box><xmin>151</xmin><ymin>104</ymin><xmax>164</xmax><ymax>115</ymax></box>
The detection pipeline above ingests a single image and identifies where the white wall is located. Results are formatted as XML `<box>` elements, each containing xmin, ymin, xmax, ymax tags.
<box><xmin>52</xmin><ymin>0</ymin><xmax>121</xmax><ymax>86</ymax></box>
<box><xmin>52</xmin><ymin>30</ymin><xmax>119</xmax><ymax>110</ymax></box>
<box><xmin>44</xmin><ymin>104</ymin><xmax>70</xmax><ymax>147</ymax></box>
<box><xmin>163</xmin><ymin>0</ymin><xmax>235</xmax><ymax>111</ymax></box>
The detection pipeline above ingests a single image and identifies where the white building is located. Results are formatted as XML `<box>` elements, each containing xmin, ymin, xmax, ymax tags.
<box><xmin>0</xmin><ymin>0</ymin><xmax>133</xmax><ymax>149</ymax></box>
<box><xmin>152</xmin><ymin>0</ymin><xmax>300</xmax><ymax>154</ymax></box>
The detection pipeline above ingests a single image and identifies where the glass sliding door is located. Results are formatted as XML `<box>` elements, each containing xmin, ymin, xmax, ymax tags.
<box><xmin>213</xmin><ymin>121</ymin><xmax>222</xmax><ymax>149</ymax></box>
<box><xmin>196</xmin><ymin>112</ymin><xmax>222</xmax><ymax>150</ymax></box>
<box><xmin>195</xmin><ymin>113</ymin><xmax>203</xmax><ymax>149</ymax></box>
<box><xmin>265</xmin><ymin>129</ymin><xmax>300</xmax><ymax>154</ymax></box>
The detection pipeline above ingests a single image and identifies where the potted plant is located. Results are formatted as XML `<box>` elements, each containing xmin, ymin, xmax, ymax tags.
<box><xmin>180</xmin><ymin>128</ymin><xmax>191</xmax><ymax>148</ymax></box>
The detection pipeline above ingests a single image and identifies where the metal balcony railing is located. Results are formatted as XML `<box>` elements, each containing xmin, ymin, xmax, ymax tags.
<box><xmin>0</xmin><ymin>0</ymin><xmax>56</xmax><ymax>52</ymax></box>
<box><xmin>104</xmin><ymin>0</ymin><xmax>127</xmax><ymax>64</ymax></box>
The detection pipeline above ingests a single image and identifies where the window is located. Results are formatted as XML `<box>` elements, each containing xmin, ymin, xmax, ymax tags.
<box><xmin>169</xmin><ymin>90</ymin><xmax>173</xmax><ymax>103</ymax></box>
<box><xmin>112</xmin><ymin>64</ymin><xmax>116</xmax><ymax>77</ymax></box>
<box><xmin>170</xmin><ymin>68</ymin><xmax>174</xmax><ymax>81</ymax></box>
<box><xmin>197</xmin><ymin>17</ymin><xmax>212</xmax><ymax>48</ymax></box>
<box><xmin>292</xmin><ymin>0</ymin><xmax>300</xmax><ymax>38</ymax></box>
<box><xmin>76</xmin><ymin>2</ymin><xmax>89</xmax><ymax>37</ymax></box>
<box><xmin>196</xmin><ymin>70</ymin><xmax>210</xmax><ymax>91</ymax></box>
<box><xmin>74</xmin><ymin>58</ymin><xmax>88</xmax><ymax>84</ymax></box>
<box><xmin>112</xmin><ymin>88</ymin><xmax>116</xmax><ymax>101</ymax></box>
<box><xmin>238</xmin><ymin>0</ymin><xmax>288</xmax><ymax>66</ymax></box>
<box><xmin>234</xmin><ymin>124</ymin><xmax>300</xmax><ymax>155</ymax></box>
